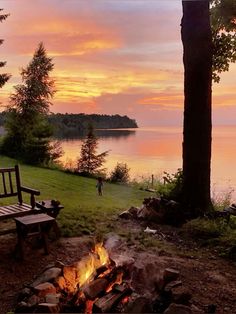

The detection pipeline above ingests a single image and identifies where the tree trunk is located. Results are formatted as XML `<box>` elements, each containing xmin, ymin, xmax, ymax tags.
<box><xmin>181</xmin><ymin>0</ymin><xmax>213</xmax><ymax>216</ymax></box>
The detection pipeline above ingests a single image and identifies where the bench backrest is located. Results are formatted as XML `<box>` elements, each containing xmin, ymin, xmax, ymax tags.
<box><xmin>0</xmin><ymin>165</ymin><xmax>22</xmax><ymax>203</ymax></box>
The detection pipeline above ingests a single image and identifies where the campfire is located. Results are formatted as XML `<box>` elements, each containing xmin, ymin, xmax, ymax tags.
<box><xmin>59</xmin><ymin>242</ymin><xmax>132</xmax><ymax>313</ymax></box>
<box><xmin>16</xmin><ymin>240</ymin><xmax>194</xmax><ymax>313</ymax></box>
<box><xmin>16</xmin><ymin>242</ymin><xmax>133</xmax><ymax>313</ymax></box>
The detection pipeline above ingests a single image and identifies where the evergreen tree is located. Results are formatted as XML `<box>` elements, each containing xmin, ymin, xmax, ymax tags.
<box><xmin>0</xmin><ymin>9</ymin><xmax>10</xmax><ymax>88</ymax></box>
<box><xmin>1</xmin><ymin>42</ymin><xmax>62</xmax><ymax>164</ymax></box>
<box><xmin>77</xmin><ymin>126</ymin><xmax>108</xmax><ymax>175</ymax></box>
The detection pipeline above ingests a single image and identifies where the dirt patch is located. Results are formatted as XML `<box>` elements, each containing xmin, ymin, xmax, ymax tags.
<box><xmin>0</xmin><ymin>222</ymin><xmax>236</xmax><ymax>313</ymax></box>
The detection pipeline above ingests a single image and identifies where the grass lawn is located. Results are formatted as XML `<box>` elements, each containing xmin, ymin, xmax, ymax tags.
<box><xmin>0</xmin><ymin>156</ymin><xmax>150</xmax><ymax>236</ymax></box>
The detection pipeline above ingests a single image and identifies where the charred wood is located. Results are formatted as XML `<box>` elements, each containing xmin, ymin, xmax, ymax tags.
<box><xmin>93</xmin><ymin>284</ymin><xmax>132</xmax><ymax>313</ymax></box>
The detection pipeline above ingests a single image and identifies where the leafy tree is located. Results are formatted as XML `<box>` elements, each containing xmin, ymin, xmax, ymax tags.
<box><xmin>0</xmin><ymin>9</ymin><xmax>10</xmax><ymax>88</ymax></box>
<box><xmin>1</xmin><ymin>42</ymin><xmax>62</xmax><ymax>164</ymax></box>
<box><xmin>110</xmin><ymin>162</ymin><xmax>130</xmax><ymax>183</ymax></box>
<box><xmin>77</xmin><ymin>126</ymin><xmax>108</xmax><ymax>175</ymax></box>
<box><xmin>180</xmin><ymin>0</ymin><xmax>236</xmax><ymax>217</ymax></box>
<box><xmin>211</xmin><ymin>0</ymin><xmax>236</xmax><ymax>82</ymax></box>
<box><xmin>181</xmin><ymin>0</ymin><xmax>213</xmax><ymax>216</ymax></box>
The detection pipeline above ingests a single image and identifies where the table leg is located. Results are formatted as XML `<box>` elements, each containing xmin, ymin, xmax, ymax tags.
<box><xmin>52</xmin><ymin>221</ymin><xmax>61</xmax><ymax>238</ymax></box>
<box><xmin>15</xmin><ymin>222</ymin><xmax>25</xmax><ymax>260</ymax></box>
<box><xmin>42</xmin><ymin>231</ymin><xmax>49</xmax><ymax>255</ymax></box>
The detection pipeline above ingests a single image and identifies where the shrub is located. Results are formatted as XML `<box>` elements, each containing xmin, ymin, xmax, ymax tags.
<box><xmin>184</xmin><ymin>217</ymin><xmax>228</xmax><ymax>239</ymax></box>
<box><xmin>110</xmin><ymin>162</ymin><xmax>130</xmax><ymax>183</ymax></box>
<box><xmin>157</xmin><ymin>168</ymin><xmax>183</xmax><ymax>201</ymax></box>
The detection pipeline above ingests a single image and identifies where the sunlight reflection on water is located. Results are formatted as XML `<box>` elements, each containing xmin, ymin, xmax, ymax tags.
<box><xmin>58</xmin><ymin>126</ymin><xmax>236</xmax><ymax>201</ymax></box>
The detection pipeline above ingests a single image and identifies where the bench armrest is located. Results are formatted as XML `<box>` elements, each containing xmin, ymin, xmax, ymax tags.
<box><xmin>20</xmin><ymin>186</ymin><xmax>40</xmax><ymax>208</ymax></box>
<box><xmin>21</xmin><ymin>186</ymin><xmax>40</xmax><ymax>195</ymax></box>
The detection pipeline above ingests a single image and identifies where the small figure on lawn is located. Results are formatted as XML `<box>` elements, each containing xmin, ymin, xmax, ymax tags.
<box><xmin>96</xmin><ymin>177</ymin><xmax>103</xmax><ymax>196</ymax></box>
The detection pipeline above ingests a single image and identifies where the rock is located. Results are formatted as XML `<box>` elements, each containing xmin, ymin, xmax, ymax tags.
<box><xmin>164</xmin><ymin>268</ymin><xmax>180</xmax><ymax>284</ymax></box>
<box><xmin>171</xmin><ymin>286</ymin><xmax>192</xmax><ymax>305</ymax></box>
<box><xmin>119</xmin><ymin>210</ymin><xmax>133</xmax><ymax>219</ymax></box>
<box><xmin>18</xmin><ymin>287</ymin><xmax>32</xmax><ymax>301</ymax></box>
<box><xmin>43</xmin><ymin>263</ymin><xmax>56</xmax><ymax>270</ymax></box>
<box><xmin>31</xmin><ymin>267</ymin><xmax>62</xmax><ymax>287</ymax></box>
<box><xmin>124</xmin><ymin>296</ymin><xmax>152</xmax><ymax>313</ymax></box>
<box><xmin>27</xmin><ymin>294</ymin><xmax>40</xmax><ymax>307</ymax></box>
<box><xmin>154</xmin><ymin>273</ymin><xmax>165</xmax><ymax>292</ymax></box>
<box><xmin>164</xmin><ymin>303</ymin><xmax>192</xmax><ymax>314</ymax></box>
<box><xmin>16</xmin><ymin>301</ymin><xmax>28</xmax><ymax>311</ymax></box>
<box><xmin>45</xmin><ymin>293</ymin><xmax>61</xmax><ymax>304</ymax></box>
<box><xmin>34</xmin><ymin>282</ymin><xmax>56</xmax><ymax>298</ymax></box>
<box><xmin>191</xmin><ymin>304</ymin><xmax>203</xmax><ymax>312</ymax></box>
<box><xmin>111</xmin><ymin>254</ymin><xmax>135</xmax><ymax>269</ymax></box>
<box><xmin>35</xmin><ymin>303</ymin><xmax>61</xmax><ymax>313</ymax></box>
<box><xmin>54</xmin><ymin>260</ymin><xmax>65</xmax><ymax>268</ymax></box>
<box><xmin>164</xmin><ymin>280</ymin><xmax>182</xmax><ymax>292</ymax></box>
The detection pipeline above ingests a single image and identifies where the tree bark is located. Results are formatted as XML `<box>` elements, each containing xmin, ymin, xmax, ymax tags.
<box><xmin>181</xmin><ymin>0</ymin><xmax>213</xmax><ymax>216</ymax></box>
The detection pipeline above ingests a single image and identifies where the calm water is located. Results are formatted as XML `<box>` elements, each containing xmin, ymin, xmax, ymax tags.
<box><xmin>58</xmin><ymin>126</ymin><xmax>236</xmax><ymax>200</ymax></box>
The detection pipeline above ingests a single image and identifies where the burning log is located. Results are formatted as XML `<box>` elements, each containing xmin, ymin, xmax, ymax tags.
<box><xmin>93</xmin><ymin>283</ymin><xmax>132</xmax><ymax>313</ymax></box>
<box><xmin>95</xmin><ymin>265</ymin><xmax>109</xmax><ymax>277</ymax></box>
<box><xmin>83</xmin><ymin>278</ymin><xmax>109</xmax><ymax>300</ymax></box>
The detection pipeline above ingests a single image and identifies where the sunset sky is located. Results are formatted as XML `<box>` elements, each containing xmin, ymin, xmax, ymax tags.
<box><xmin>1</xmin><ymin>0</ymin><xmax>236</xmax><ymax>126</ymax></box>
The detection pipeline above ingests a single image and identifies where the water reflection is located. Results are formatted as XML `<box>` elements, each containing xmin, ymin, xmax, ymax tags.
<box><xmin>54</xmin><ymin>128</ymin><xmax>136</xmax><ymax>140</ymax></box>
<box><xmin>95</xmin><ymin>128</ymin><xmax>136</xmax><ymax>140</ymax></box>
<box><xmin>57</xmin><ymin>126</ymin><xmax>236</xmax><ymax>200</ymax></box>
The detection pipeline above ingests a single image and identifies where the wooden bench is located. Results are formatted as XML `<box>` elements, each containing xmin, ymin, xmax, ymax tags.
<box><xmin>0</xmin><ymin>165</ymin><xmax>40</xmax><ymax>223</ymax></box>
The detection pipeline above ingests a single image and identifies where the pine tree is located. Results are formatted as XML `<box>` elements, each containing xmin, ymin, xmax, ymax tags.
<box><xmin>1</xmin><ymin>42</ymin><xmax>62</xmax><ymax>164</ymax></box>
<box><xmin>0</xmin><ymin>9</ymin><xmax>10</xmax><ymax>88</ymax></box>
<box><xmin>77</xmin><ymin>126</ymin><xmax>108</xmax><ymax>175</ymax></box>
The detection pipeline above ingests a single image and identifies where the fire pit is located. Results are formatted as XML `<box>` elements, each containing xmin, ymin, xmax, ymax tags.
<box><xmin>15</xmin><ymin>241</ymin><xmax>193</xmax><ymax>313</ymax></box>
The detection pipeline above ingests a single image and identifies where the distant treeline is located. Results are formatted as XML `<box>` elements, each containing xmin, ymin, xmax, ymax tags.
<box><xmin>0</xmin><ymin>112</ymin><xmax>138</xmax><ymax>137</ymax></box>
<box><xmin>49</xmin><ymin>113</ymin><xmax>138</xmax><ymax>137</ymax></box>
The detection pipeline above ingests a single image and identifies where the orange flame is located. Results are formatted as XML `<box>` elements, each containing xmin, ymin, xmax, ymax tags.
<box><xmin>76</xmin><ymin>243</ymin><xmax>110</xmax><ymax>287</ymax></box>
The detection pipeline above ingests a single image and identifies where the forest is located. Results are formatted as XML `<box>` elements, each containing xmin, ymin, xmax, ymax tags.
<box><xmin>48</xmin><ymin>113</ymin><xmax>138</xmax><ymax>137</ymax></box>
<box><xmin>0</xmin><ymin>111</ymin><xmax>138</xmax><ymax>137</ymax></box>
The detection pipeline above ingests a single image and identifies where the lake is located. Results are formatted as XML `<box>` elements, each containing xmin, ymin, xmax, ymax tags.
<box><xmin>58</xmin><ymin>126</ymin><xmax>236</xmax><ymax>200</ymax></box>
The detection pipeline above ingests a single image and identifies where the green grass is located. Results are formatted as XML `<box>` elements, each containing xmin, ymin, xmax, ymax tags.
<box><xmin>183</xmin><ymin>216</ymin><xmax>236</xmax><ymax>260</ymax></box>
<box><xmin>0</xmin><ymin>156</ymin><xmax>150</xmax><ymax>236</ymax></box>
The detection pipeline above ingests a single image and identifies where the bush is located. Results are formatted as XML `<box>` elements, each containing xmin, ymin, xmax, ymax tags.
<box><xmin>157</xmin><ymin>168</ymin><xmax>183</xmax><ymax>201</ymax></box>
<box><xmin>110</xmin><ymin>162</ymin><xmax>130</xmax><ymax>183</ymax></box>
<box><xmin>184</xmin><ymin>217</ymin><xmax>228</xmax><ymax>239</ymax></box>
